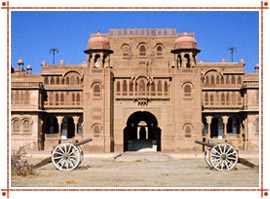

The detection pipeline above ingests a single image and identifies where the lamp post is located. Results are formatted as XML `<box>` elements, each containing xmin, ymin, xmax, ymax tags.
<box><xmin>49</xmin><ymin>48</ymin><xmax>59</xmax><ymax>64</ymax></box>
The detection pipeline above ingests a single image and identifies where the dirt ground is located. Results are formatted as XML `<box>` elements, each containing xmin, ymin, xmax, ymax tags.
<box><xmin>11</xmin><ymin>152</ymin><xmax>259</xmax><ymax>187</ymax></box>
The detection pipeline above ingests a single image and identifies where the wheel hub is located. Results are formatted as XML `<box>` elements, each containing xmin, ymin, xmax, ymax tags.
<box><xmin>221</xmin><ymin>154</ymin><xmax>227</xmax><ymax>160</ymax></box>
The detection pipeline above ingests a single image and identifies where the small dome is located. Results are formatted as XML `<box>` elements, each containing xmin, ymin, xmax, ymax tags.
<box><xmin>26</xmin><ymin>65</ymin><xmax>32</xmax><ymax>71</ymax></box>
<box><xmin>174</xmin><ymin>32</ymin><xmax>199</xmax><ymax>50</ymax></box>
<box><xmin>86</xmin><ymin>32</ymin><xmax>110</xmax><ymax>50</ymax></box>
<box><xmin>17</xmin><ymin>59</ymin><xmax>24</xmax><ymax>66</ymax></box>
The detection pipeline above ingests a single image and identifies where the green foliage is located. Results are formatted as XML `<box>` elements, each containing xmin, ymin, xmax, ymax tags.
<box><xmin>11</xmin><ymin>147</ymin><xmax>34</xmax><ymax>176</ymax></box>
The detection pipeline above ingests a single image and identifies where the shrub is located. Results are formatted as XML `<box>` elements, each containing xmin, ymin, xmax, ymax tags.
<box><xmin>11</xmin><ymin>147</ymin><xmax>34</xmax><ymax>176</ymax></box>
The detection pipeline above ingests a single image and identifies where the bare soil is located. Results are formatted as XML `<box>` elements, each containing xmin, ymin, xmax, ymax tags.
<box><xmin>11</xmin><ymin>154</ymin><xmax>259</xmax><ymax>187</ymax></box>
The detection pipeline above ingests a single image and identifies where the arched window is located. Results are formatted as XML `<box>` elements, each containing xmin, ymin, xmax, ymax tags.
<box><xmin>66</xmin><ymin>77</ymin><xmax>69</xmax><ymax>85</ymax></box>
<box><xmin>232</xmin><ymin>92</ymin><xmax>236</xmax><ymax>105</ymax></box>
<box><xmin>122</xmin><ymin>80</ymin><xmax>127</xmax><ymax>96</ymax></box>
<box><xmin>122</xmin><ymin>44</ymin><xmax>130</xmax><ymax>58</ymax></box>
<box><xmin>139</xmin><ymin>45</ymin><xmax>146</xmax><ymax>56</ymax></box>
<box><xmin>221</xmin><ymin>93</ymin><xmax>225</xmax><ymax>105</ymax></box>
<box><xmin>151</xmin><ymin>83</ymin><xmax>155</xmax><ymax>96</ymax></box>
<box><xmin>226</xmin><ymin>76</ymin><xmax>230</xmax><ymax>84</ymax></box>
<box><xmin>157</xmin><ymin>80</ymin><xmax>162</xmax><ymax>96</ymax></box>
<box><xmin>76</xmin><ymin>76</ymin><xmax>80</xmax><ymax>84</ymax></box>
<box><xmin>237</xmin><ymin>76</ymin><xmax>242</xmax><ymax>84</ymax></box>
<box><xmin>49</xmin><ymin>92</ymin><xmax>53</xmax><ymax>105</ymax></box>
<box><xmin>116</xmin><ymin>81</ymin><xmax>120</xmax><ymax>95</ymax></box>
<box><xmin>205</xmin><ymin>76</ymin><xmax>209</xmax><ymax>85</ymax></box>
<box><xmin>93</xmin><ymin>124</ymin><xmax>101</xmax><ymax>138</ymax></box>
<box><xmin>184</xmin><ymin>54</ymin><xmax>191</xmax><ymax>68</ymax></box>
<box><xmin>60</xmin><ymin>93</ymin><xmax>64</xmax><ymax>105</ymax></box>
<box><xmin>56</xmin><ymin>76</ymin><xmax>60</xmax><ymax>84</ymax></box>
<box><xmin>12</xmin><ymin>119</ymin><xmax>20</xmax><ymax>133</ymax></box>
<box><xmin>94</xmin><ymin>54</ymin><xmax>102</xmax><ymax>68</ymax></box>
<box><xmin>50</xmin><ymin>77</ymin><xmax>54</xmax><ymax>85</ymax></box>
<box><xmin>211</xmin><ymin>75</ymin><xmax>215</xmax><ymax>85</ymax></box>
<box><xmin>164</xmin><ymin>81</ymin><xmax>168</xmax><ymax>96</ymax></box>
<box><xmin>129</xmin><ymin>81</ymin><xmax>133</xmax><ymax>96</ymax></box>
<box><xmin>226</xmin><ymin>92</ymin><xmax>230</xmax><ymax>105</ymax></box>
<box><xmin>22</xmin><ymin>119</ymin><xmax>31</xmax><ymax>133</ymax></box>
<box><xmin>184</xmin><ymin>84</ymin><xmax>192</xmax><ymax>97</ymax></box>
<box><xmin>72</xmin><ymin>93</ymin><xmax>76</xmax><ymax>105</ymax></box>
<box><xmin>70</xmin><ymin>76</ymin><xmax>75</xmax><ymax>85</ymax></box>
<box><xmin>156</xmin><ymin>45</ymin><xmax>163</xmax><ymax>57</ymax></box>
<box><xmin>205</xmin><ymin>92</ymin><xmax>209</xmax><ymax>105</ymax></box>
<box><xmin>216</xmin><ymin>75</ymin><xmax>220</xmax><ymax>84</ymax></box>
<box><xmin>44</xmin><ymin>77</ymin><xmax>48</xmax><ymax>84</ymax></box>
<box><xmin>210</xmin><ymin>94</ymin><xmax>214</xmax><ymax>105</ymax></box>
<box><xmin>231</xmin><ymin>75</ymin><xmax>236</xmax><ymax>84</ymax></box>
<box><xmin>184</xmin><ymin>125</ymin><xmax>192</xmax><ymax>138</ymax></box>
<box><xmin>55</xmin><ymin>93</ymin><xmax>59</xmax><ymax>105</ymax></box>
<box><xmin>76</xmin><ymin>93</ymin><xmax>80</xmax><ymax>105</ymax></box>
<box><xmin>93</xmin><ymin>84</ymin><xmax>101</xmax><ymax>97</ymax></box>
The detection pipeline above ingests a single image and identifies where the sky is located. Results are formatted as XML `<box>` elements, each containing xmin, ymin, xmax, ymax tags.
<box><xmin>11</xmin><ymin>11</ymin><xmax>259</xmax><ymax>73</ymax></box>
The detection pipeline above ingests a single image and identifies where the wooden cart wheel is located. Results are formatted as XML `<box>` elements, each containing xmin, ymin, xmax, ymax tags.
<box><xmin>209</xmin><ymin>143</ymin><xmax>238</xmax><ymax>171</ymax></box>
<box><xmin>204</xmin><ymin>148</ymin><xmax>212</xmax><ymax>168</ymax></box>
<box><xmin>51</xmin><ymin>143</ymin><xmax>83</xmax><ymax>171</ymax></box>
<box><xmin>77</xmin><ymin>146</ymin><xmax>84</xmax><ymax>164</ymax></box>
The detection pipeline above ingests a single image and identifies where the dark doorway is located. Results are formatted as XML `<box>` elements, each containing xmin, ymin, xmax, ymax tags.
<box><xmin>210</xmin><ymin>118</ymin><xmax>219</xmax><ymax>138</ymax></box>
<box><xmin>61</xmin><ymin>117</ymin><xmax>75</xmax><ymax>139</ymax></box>
<box><xmin>124</xmin><ymin>111</ymin><xmax>161</xmax><ymax>152</ymax></box>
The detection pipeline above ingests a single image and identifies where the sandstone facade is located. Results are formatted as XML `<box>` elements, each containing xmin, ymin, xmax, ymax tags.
<box><xmin>11</xmin><ymin>28</ymin><xmax>259</xmax><ymax>152</ymax></box>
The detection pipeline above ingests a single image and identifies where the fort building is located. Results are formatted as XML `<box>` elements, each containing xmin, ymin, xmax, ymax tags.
<box><xmin>11</xmin><ymin>28</ymin><xmax>259</xmax><ymax>152</ymax></box>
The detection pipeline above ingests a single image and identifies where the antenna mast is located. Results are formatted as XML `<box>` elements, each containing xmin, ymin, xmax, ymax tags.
<box><xmin>227</xmin><ymin>47</ymin><xmax>237</xmax><ymax>62</ymax></box>
<box><xmin>49</xmin><ymin>48</ymin><xmax>59</xmax><ymax>65</ymax></box>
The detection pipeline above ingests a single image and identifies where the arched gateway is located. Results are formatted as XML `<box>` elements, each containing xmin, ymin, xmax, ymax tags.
<box><xmin>123</xmin><ymin>111</ymin><xmax>161</xmax><ymax>152</ymax></box>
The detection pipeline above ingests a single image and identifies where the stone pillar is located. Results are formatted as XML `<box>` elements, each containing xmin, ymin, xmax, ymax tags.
<box><xmin>181</xmin><ymin>53</ymin><xmax>186</xmax><ymax>68</ymax></box>
<box><xmin>189</xmin><ymin>52</ymin><xmax>195</xmax><ymax>67</ymax></box>
<box><xmin>38</xmin><ymin>119</ymin><xmax>44</xmax><ymax>150</ymax></box>
<box><xmin>73</xmin><ymin>116</ymin><xmax>80</xmax><ymax>135</ymax></box>
<box><xmin>222</xmin><ymin>116</ymin><xmax>229</xmax><ymax>139</ymax></box>
<box><xmin>205</xmin><ymin>116</ymin><xmax>213</xmax><ymax>140</ymax></box>
<box><xmin>137</xmin><ymin>127</ymin><xmax>140</xmax><ymax>139</ymax></box>
<box><xmin>56</xmin><ymin>116</ymin><xmax>63</xmax><ymax>136</ymax></box>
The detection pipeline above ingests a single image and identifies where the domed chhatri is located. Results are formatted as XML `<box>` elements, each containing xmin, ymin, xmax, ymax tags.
<box><xmin>86</xmin><ymin>32</ymin><xmax>111</xmax><ymax>51</ymax></box>
<box><xmin>173</xmin><ymin>32</ymin><xmax>200</xmax><ymax>51</ymax></box>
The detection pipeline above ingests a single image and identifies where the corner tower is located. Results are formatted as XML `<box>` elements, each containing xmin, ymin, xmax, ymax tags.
<box><xmin>171</xmin><ymin>32</ymin><xmax>201</xmax><ymax>68</ymax></box>
<box><xmin>170</xmin><ymin>32</ymin><xmax>202</xmax><ymax>151</ymax></box>
<box><xmin>83</xmin><ymin>32</ymin><xmax>114</xmax><ymax>152</ymax></box>
<box><xmin>84</xmin><ymin>32</ymin><xmax>113</xmax><ymax>68</ymax></box>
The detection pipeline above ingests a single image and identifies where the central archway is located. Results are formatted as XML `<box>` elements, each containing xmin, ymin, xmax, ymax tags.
<box><xmin>123</xmin><ymin>111</ymin><xmax>161</xmax><ymax>152</ymax></box>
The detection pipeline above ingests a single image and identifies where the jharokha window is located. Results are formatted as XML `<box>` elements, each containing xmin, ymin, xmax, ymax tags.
<box><xmin>139</xmin><ymin>45</ymin><xmax>146</xmax><ymax>57</ymax></box>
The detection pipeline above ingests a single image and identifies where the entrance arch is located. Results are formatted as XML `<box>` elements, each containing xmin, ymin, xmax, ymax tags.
<box><xmin>123</xmin><ymin>111</ymin><xmax>161</xmax><ymax>152</ymax></box>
